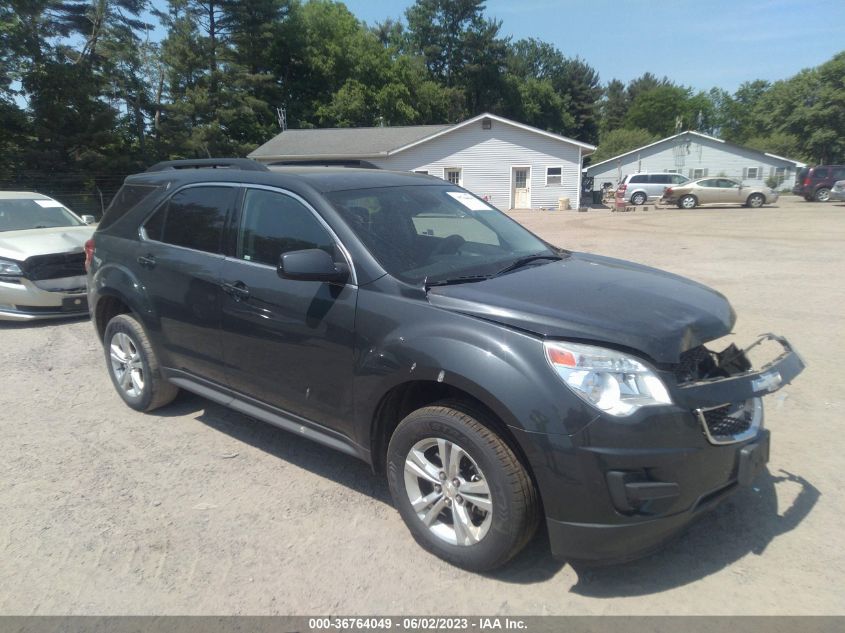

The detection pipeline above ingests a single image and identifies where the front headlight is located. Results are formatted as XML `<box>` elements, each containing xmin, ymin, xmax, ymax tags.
<box><xmin>0</xmin><ymin>259</ymin><xmax>23</xmax><ymax>277</ymax></box>
<box><xmin>544</xmin><ymin>341</ymin><xmax>673</xmax><ymax>416</ymax></box>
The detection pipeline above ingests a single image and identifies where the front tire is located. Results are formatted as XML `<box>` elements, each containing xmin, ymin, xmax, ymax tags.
<box><xmin>746</xmin><ymin>193</ymin><xmax>765</xmax><ymax>208</ymax></box>
<box><xmin>680</xmin><ymin>195</ymin><xmax>697</xmax><ymax>209</ymax></box>
<box><xmin>103</xmin><ymin>314</ymin><xmax>178</xmax><ymax>412</ymax></box>
<box><xmin>387</xmin><ymin>403</ymin><xmax>539</xmax><ymax>571</ymax></box>
<box><xmin>814</xmin><ymin>187</ymin><xmax>831</xmax><ymax>202</ymax></box>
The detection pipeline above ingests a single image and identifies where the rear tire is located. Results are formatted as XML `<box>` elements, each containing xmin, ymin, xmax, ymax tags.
<box><xmin>630</xmin><ymin>192</ymin><xmax>647</xmax><ymax>205</ymax></box>
<box><xmin>680</xmin><ymin>195</ymin><xmax>697</xmax><ymax>209</ymax></box>
<box><xmin>814</xmin><ymin>187</ymin><xmax>831</xmax><ymax>202</ymax></box>
<box><xmin>386</xmin><ymin>403</ymin><xmax>539</xmax><ymax>571</ymax></box>
<box><xmin>103</xmin><ymin>314</ymin><xmax>178</xmax><ymax>412</ymax></box>
<box><xmin>746</xmin><ymin>193</ymin><xmax>765</xmax><ymax>208</ymax></box>
<box><xmin>804</xmin><ymin>195</ymin><xmax>813</xmax><ymax>202</ymax></box>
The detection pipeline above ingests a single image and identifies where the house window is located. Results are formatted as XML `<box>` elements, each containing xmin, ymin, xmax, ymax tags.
<box><xmin>482</xmin><ymin>118</ymin><xmax>492</xmax><ymax>130</ymax></box>
<box><xmin>444</xmin><ymin>167</ymin><xmax>462</xmax><ymax>186</ymax></box>
<box><xmin>746</xmin><ymin>167</ymin><xmax>760</xmax><ymax>179</ymax></box>
<box><xmin>690</xmin><ymin>168</ymin><xmax>707</xmax><ymax>179</ymax></box>
<box><xmin>546</xmin><ymin>166</ymin><xmax>562</xmax><ymax>186</ymax></box>
<box><xmin>666</xmin><ymin>169</ymin><xmax>678</xmax><ymax>174</ymax></box>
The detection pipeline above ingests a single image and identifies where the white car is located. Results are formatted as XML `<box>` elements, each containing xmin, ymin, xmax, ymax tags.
<box><xmin>831</xmin><ymin>180</ymin><xmax>845</xmax><ymax>201</ymax></box>
<box><xmin>0</xmin><ymin>191</ymin><xmax>95</xmax><ymax>321</ymax></box>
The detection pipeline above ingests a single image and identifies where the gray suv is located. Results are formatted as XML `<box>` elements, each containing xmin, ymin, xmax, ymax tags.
<box><xmin>617</xmin><ymin>173</ymin><xmax>689</xmax><ymax>205</ymax></box>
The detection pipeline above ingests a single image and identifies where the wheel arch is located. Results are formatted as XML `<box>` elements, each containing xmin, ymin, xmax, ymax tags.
<box><xmin>369</xmin><ymin>379</ymin><xmax>532</xmax><ymax>480</ymax></box>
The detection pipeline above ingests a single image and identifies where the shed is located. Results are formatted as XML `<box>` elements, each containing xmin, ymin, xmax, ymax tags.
<box><xmin>584</xmin><ymin>131</ymin><xmax>806</xmax><ymax>191</ymax></box>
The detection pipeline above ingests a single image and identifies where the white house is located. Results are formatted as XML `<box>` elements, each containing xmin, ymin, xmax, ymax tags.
<box><xmin>585</xmin><ymin>130</ymin><xmax>806</xmax><ymax>191</ymax></box>
<box><xmin>248</xmin><ymin>113</ymin><xmax>596</xmax><ymax>210</ymax></box>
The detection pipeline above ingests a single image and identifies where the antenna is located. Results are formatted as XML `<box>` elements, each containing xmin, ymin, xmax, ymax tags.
<box><xmin>276</xmin><ymin>107</ymin><xmax>287</xmax><ymax>131</ymax></box>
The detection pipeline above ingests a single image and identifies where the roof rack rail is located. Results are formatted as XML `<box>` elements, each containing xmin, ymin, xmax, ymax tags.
<box><xmin>267</xmin><ymin>159</ymin><xmax>381</xmax><ymax>169</ymax></box>
<box><xmin>145</xmin><ymin>158</ymin><xmax>269</xmax><ymax>173</ymax></box>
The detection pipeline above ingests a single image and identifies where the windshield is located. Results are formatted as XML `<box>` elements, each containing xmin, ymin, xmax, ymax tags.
<box><xmin>0</xmin><ymin>198</ymin><xmax>83</xmax><ymax>232</ymax></box>
<box><xmin>325</xmin><ymin>185</ymin><xmax>557</xmax><ymax>284</ymax></box>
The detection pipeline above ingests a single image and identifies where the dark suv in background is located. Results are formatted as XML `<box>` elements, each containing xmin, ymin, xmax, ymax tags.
<box><xmin>86</xmin><ymin>159</ymin><xmax>803</xmax><ymax>571</ymax></box>
<box><xmin>792</xmin><ymin>165</ymin><xmax>845</xmax><ymax>201</ymax></box>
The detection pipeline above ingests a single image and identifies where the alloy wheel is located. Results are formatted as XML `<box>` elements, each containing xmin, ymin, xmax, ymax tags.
<box><xmin>403</xmin><ymin>437</ymin><xmax>493</xmax><ymax>546</ymax></box>
<box><xmin>109</xmin><ymin>332</ymin><xmax>145</xmax><ymax>398</ymax></box>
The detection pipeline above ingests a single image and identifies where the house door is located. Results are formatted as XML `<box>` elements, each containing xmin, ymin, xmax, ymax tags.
<box><xmin>512</xmin><ymin>167</ymin><xmax>530</xmax><ymax>208</ymax></box>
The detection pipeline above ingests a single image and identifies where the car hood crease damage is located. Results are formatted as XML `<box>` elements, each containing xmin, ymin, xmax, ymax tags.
<box><xmin>426</xmin><ymin>252</ymin><xmax>736</xmax><ymax>364</ymax></box>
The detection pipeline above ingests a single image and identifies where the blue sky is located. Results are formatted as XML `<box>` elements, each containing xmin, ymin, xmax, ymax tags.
<box><xmin>341</xmin><ymin>0</ymin><xmax>845</xmax><ymax>92</ymax></box>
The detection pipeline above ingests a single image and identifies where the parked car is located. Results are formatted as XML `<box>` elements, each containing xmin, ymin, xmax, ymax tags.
<box><xmin>792</xmin><ymin>165</ymin><xmax>845</xmax><ymax>202</ymax></box>
<box><xmin>88</xmin><ymin>159</ymin><xmax>804</xmax><ymax>571</ymax></box>
<box><xmin>0</xmin><ymin>191</ymin><xmax>95</xmax><ymax>321</ymax></box>
<box><xmin>828</xmin><ymin>179</ymin><xmax>845</xmax><ymax>202</ymax></box>
<box><xmin>616</xmin><ymin>172</ymin><xmax>689</xmax><ymax>205</ymax></box>
<box><xmin>662</xmin><ymin>177</ymin><xmax>778</xmax><ymax>209</ymax></box>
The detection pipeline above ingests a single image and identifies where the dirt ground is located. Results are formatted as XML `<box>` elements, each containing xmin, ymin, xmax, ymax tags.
<box><xmin>1</xmin><ymin>196</ymin><xmax>843</xmax><ymax>615</ymax></box>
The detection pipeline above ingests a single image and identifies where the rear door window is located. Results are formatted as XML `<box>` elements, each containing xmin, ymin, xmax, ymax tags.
<box><xmin>648</xmin><ymin>174</ymin><xmax>670</xmax><ymax>184</ymax></box>
<box><xmin>144</xmin><ymin>186</ymin><xmax>237</xmax><ymax>254</ymax></box>
<box><xmin>813</xmin><ymin>168</ymin><xmax>828</xmax><ymax>179</ymax></box>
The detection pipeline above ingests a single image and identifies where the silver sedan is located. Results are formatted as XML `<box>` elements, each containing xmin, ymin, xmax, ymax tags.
<box><xmin>662</xmin><ymin>177</ymin><xmax>779</xmax><ymax>209</ymax></box>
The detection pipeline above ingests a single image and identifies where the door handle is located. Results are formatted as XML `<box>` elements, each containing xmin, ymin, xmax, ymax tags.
<box><xmin>137</xmin><ymin>254</ymin><xmax>156</xmax><ymax>268</ymax></box>
<box><xmin>221</xmin><ymin>281</ymin><xmax>250</xmax><ymax>301</ymax></box>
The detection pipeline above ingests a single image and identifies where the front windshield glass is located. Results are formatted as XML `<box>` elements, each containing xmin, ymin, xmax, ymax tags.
<box><xmin>0</xmin><ymin>198</ymin><xmax>83</xmax><ymax>232</ymax></box>
<box><xmin>325</xmin><ymin>185</ymin><xmax>557</xmax><ymax>284</ymax></box>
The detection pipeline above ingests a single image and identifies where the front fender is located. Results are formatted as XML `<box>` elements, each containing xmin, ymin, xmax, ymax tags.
<box><xmin>352</xmin><ymin>288</ymin><xmax>599</xmax><ymax>449</ymax></box>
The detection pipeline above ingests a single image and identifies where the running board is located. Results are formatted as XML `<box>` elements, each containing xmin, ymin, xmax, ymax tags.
<box><xmin>166</xmin><ymin>372</ymin><xmax>368</xmax><ymax>462</ymax></box>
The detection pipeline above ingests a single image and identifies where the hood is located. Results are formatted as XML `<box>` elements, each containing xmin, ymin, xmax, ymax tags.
<box><xmin>0</xmin><ymin>225</ymin><xmax>94</xmax><ymax>261</ymax></box>
<box><xmin>426</xmin><ymin>252</ymin><xmax>735</xmax><ymax>364</ymax></box>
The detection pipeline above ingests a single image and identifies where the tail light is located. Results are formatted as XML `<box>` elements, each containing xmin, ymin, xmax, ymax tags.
<box><xmin>803</xmin><ymin>177</ymin><xmax>811</xmax><ymax>186</ymax></box>
<box><xmin>84</xmin><ymin>238</ymin><xmax>95</xmax><ymax>271</ymax></box>
<box><xmin>616</xmin><ymin>183</ymin><xmax>627</xmax><ymax>195</ymax></box>
<box><xmin>665</xmin><ymin>187</ymin><xmax>673</xmax><ymax>196</ymax></box>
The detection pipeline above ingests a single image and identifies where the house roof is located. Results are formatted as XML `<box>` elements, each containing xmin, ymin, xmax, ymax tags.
<box><xmin>248</xmin><ymin>112</ymin><xmax>596</xmax><ymax>161</ymax></box>
<box><xmin>584</xmin><ymin>130</ymin><xmax>806</xmax><ymax>172</ymax></box>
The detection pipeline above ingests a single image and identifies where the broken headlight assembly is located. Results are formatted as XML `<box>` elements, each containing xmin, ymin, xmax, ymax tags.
<box><xmin>544</xmin><ymin>341</ymin><xmax>673</xmax><ymax>416</ymax></box>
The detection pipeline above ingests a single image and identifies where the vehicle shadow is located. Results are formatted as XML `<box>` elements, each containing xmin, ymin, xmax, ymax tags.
<box><xmin>567</xmin><ymin>469</ymin><xmax>819</xmax><ymax>596</ymax></box>
<box><xmin>156</xmin><ymin>393</ymin><xmax>818</xmax><ymax>589</ymax></box>
<box><xmin>158</xmin><ymin>391</ymin><xmax>393</xmax><ymax>505</ymax></box>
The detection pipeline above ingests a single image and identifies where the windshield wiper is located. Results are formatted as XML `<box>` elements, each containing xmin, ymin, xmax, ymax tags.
<box><xmin>494</xmin><ymin>253</ymin><xmax>562</xmax><ymax>277</ymax></box>
<box><xmin>424</xmin><ymin>274</ymin><xmax>492</xmax><ymax>290</ymax></box>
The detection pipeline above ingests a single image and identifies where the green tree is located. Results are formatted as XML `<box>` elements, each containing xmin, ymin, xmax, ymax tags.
<box><xmin>624</xmin><ymin>85</ymin><xmax>691</xmax><ymax>136</ymax></box>
<box><xmin>600</xmin><ymin>78</ymin><xmax>628</xmax><ymax>134</ymax></box>
<box><xmin>590</xmin><ymin>127</ymin><xmax>658</xmax><ymax>164</ymax></box>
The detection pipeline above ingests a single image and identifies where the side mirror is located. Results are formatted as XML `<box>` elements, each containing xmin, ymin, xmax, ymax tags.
<box><xmin>81</xmin><ymin>215</ymin><xmax>96</xmax><ymax>225</ymax></box>
<box><xmin>278</xmin><ymin>248</ymin><xmax>349</xmax><ymax>283</ymax></box>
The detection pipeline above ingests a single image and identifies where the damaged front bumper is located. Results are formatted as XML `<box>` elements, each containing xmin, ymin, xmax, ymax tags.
<box><xmin>520</xmin><ymin>334</ymin><xmax>804</xmax><ymax>563</ymax></box>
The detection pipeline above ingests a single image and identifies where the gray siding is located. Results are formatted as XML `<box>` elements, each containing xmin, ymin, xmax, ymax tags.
<box><xmin>372</xmin><ymin>120</ymin><xmax>583</xmax><ymax>210</ymax></box>
<box><xmin>586</xmin><ymin>135</ymin><xmax>800</xmax><ymax>191</ymax></box>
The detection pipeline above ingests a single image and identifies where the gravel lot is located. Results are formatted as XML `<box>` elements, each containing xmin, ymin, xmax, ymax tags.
<box><xmin>1</xmin><ymin>196</ymin><xmax>843</xmax><ymax>615</ymax></box>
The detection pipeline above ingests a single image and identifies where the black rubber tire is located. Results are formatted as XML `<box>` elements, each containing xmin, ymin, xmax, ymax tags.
<box><xmin>814</xmin><ymin>188</ymin><xmax>831</xmax><ymax>202</ymax></box>
<box><xmin>680</xmin><ymin>195</ymin><xmax>697</xmax><ymax>209</ymax></box>
<box><xmin>386</xmin><ymin>402</ymin><xmax>539</xmax><ymax>571</ymax></box>
<box><xmin>103</xmin><ymin>313</ymin><xmax>179</xmax><ymax>412</ymax></box>
<box><xmin>746</xmin><ymin>193</ymin><xmax>765</xmax><ymax>208</ymax></box>
<box><xmin>804</xmin><ymin>195</ymin><xmax>813</xmax><ymax>202</ymax></box>
<box><xmin>630</xmin><ymin>192</ymin><xmax>647</xmax><ymax>205</ymax></box>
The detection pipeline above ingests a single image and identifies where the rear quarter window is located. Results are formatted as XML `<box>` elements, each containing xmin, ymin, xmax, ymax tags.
<box><xmin>98</xmin><ymin>183</ymin><xmax>162</xmax><ymax>230</ymax></box>
<box><xmin>629</xmin><ymin>175</ymin><xmax>648</xmax><ymax>184</ymax></box>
